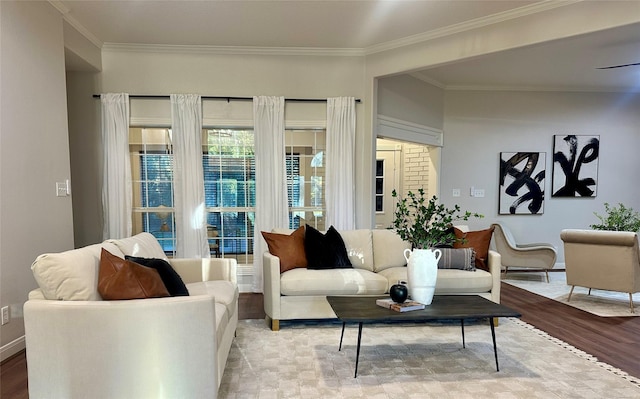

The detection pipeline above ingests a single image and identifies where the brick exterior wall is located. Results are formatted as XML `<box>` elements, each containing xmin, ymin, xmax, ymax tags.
<box><xmin>403</xmin><ymin>143</ymin><xmax>430</xmax><ymax>197</ymax></box>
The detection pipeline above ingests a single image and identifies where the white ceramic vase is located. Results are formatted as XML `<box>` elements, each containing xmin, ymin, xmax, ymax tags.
<box><xmin>403</xmin><ymin>248</ymin><xmax>441</xmax><ymax>305</ymax></box>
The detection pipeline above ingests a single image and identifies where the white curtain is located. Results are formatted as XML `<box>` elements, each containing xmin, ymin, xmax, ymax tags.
<box><xmin>171</xmin><ymin>94</ymin><xmax>210</xmax><ymax>258</ymax></box>
<box><xmin>253</xmin><ymin>96</ymin><xmax>288</xmax><ymax>292</ymax></box>
<box><xmin>101</xmin><ymin>93</ymin><xmax>132</xmax><ymax>240</ymax></box>
<box><xmin>325</xmin><ymin>97</ymin><xmax>356</xmax><ymax>230</ymax></box>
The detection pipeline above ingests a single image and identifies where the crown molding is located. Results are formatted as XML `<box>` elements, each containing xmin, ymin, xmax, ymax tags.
<box><xmin>364</xmin><ymin>0</ymin><xmax>582</xmax><ymax>55</ymax></box>
<box><xmin>102</xmin><ymin>43</ymin><xmax>364</xmax><ymax>57</ymax></box>
<box><xmin>52</xmin><ymin>0</ymin><xmax>579</xmax><ymax>59</ymax></box>
<box><xmin>49</xmin><ymin>1</ymin><xmax>103</xmax><ymax>48</ymax></box>
<box><xmin>444</xmin><ymin>84</ymin><xmax>640</xmax><ymax>93</ymax></box>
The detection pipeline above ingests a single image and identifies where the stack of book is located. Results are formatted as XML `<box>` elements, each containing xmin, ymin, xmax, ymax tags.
<box><xmin>376</xmin><ymin>298</ymin><xmax>425</xmax><ymax>312</ymax></box>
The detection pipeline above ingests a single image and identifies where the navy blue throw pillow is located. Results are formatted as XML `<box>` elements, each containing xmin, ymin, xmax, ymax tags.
<box><xmin>125</xmin><ymin>256</ymin><xmax>189</xmax><ymax>296</ymax></box>
<box><xmin>304</xmin><ymin>225</ymin><xmax>352</xmax><ymax>270</ymax></box>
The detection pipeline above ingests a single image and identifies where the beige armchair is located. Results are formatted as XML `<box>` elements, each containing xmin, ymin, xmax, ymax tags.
<box><xmin>492</xmin><ymin>222</ymin><xmax>557</xmax><ymax>282</ymax></box>
<box><xmin>560</xmin><ymin>229</ymin><xmax>640</xmax><ymax>313</ymax></box>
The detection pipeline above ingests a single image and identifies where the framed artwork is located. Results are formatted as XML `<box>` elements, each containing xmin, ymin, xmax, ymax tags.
<box><xmin>552</xmin><ymin>135</ymin><xmax>599</xmax><ymax>197</ymax></box>
<box><xmin>499</xmin><ymin>152</ymin><xmax>546</xmax><ymax>215</ymax></box>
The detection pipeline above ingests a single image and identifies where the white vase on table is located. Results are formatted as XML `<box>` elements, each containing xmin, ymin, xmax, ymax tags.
<box><xmin>403</xmin><ymin>248</ymin><xmax>441</xmax><ymax>305</ymax></box>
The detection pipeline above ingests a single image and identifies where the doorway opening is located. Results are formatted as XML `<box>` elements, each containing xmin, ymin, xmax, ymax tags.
<box><xmin>375</xmin><ymin>138</ymin><xmax>437</xmax><ymax>229</ymax></box>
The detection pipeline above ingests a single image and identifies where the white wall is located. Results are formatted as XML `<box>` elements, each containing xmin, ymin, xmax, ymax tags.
<box><xmin>440</xmin><ymin>90</ymin><xmax>640</xmax><ymax>264</ymax></box>
<box><xmin>0</xmin><ymin>1</ymin><xmax>74</xmax><ymax>360</ymax></box>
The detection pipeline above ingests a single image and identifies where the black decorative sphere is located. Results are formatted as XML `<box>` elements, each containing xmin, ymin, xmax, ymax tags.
<box><xmin>389</xmin><ymin>282</ymin><xmax>408</xmax><ymax>303</ymax></box>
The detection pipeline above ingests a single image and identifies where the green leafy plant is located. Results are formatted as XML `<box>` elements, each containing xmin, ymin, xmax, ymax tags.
<box><xmin>591</xmin><ymin>202</ymin><xmax>640</xmax><ymax>232</ymax></box>
<box><xmin>391</xmin><ymin>188</ymin><xmax>483</xmax><ymax>249</ymax></box>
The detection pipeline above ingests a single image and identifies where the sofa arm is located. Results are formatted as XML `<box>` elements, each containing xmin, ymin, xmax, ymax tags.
<box><xmin>487</xmin><ymin>249</ymin><xmax>502</xmax><ymax>304</ymax></box>
<box><xmin>170</xmin><ymin>257</ymin><xmax>237</xmax><ymax>285</ymax></box>
<box><xmin>263</xmin><ymin>252</ymin><xmax>282</xmax><ymax>322</ymax></box>
<box><xmin>24</xmin><ymin>296</ymin><xmax>218</xmax><ymax>399</ymax></box>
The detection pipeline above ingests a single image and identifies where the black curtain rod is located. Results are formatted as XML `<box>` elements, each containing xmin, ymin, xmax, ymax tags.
<box><xmin>92</xmin><ymin>94</ymin><xmax>361</xmax><ymax>103</ymax></box>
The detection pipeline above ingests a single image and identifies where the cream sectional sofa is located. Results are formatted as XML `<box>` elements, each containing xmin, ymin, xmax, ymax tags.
<box><xmin>24</xmin><ymin>232</ymin><xmax>237</xmax><ymax>399</ymax></box>
<box><xmin>263</xmin><ymin>228</ymin><xmax>501</xmax><ymax>330</ymax></box>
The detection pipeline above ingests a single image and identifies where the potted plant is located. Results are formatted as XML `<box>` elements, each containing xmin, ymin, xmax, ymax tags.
<box><xmin>391</xmin><ymin>188</ymin><xmax>483</xmax><ymax>249</ymax></box>
<box><xmin>590</xmin><ymin>202</ymin><xmax>640</xmax><ymax>232</ymax></box>
<box><xmin>391</xmin><ymin>188</ymin><xmax>482</xmax><ymax>305</ymax></box>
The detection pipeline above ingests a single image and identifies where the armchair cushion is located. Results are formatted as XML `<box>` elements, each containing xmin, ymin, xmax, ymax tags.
<box><xmin>261</xmin><ymin>226</ymin><xmax>307</xmax><ymax>273</ymax></box>
<box><xmin>98</xmin><ymin>249</ymin><xmax>170</xmax><ymax>300</ymax></box>
<box><xmin>454</xmin><ymin>226</ymin><xmax>494</xmax><ymax>271</ymax></box>
<box><xmin>126</xmin><ymin>256</ymin><xmax>189</xmax><ymax>296</ymax></box>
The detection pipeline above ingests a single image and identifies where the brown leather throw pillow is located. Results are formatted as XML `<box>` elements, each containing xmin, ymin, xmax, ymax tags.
<box><xmin>453</xmin><ymin>226</ymin><xmax>495</xmax><ymax>271</ymax></box>
<box><xmin>98</xmin><ymin>248</ymin><xmax>170</xmax><ymax>300</ymax></box>
<box><xmin>261</xmin><ymin>226</ymin><xmax>307</xmax><ymax>273</ymax></box>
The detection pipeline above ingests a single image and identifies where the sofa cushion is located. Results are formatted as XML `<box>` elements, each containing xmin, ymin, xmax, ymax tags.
<box><xmin>31</xmin><ymin>242</ymin><xmax>124</xmax><ymax>301</ymax></box>
<box><xmin>454</xmin><ymin>227</ymin><xmax>494</xmax><ymax>271</ymax></box>
<box><xmin>126</xmin><ymin>256</ymin><xmax>189</xmax><ymax>296</ymax></box>
<box><xmin>305</xmin><ymin>225</ymin><xmax>352</xmax><ymax>269</ymax></box>
<box><xmin>339</xmin><ymin>229</ymin><xmax>375</xmax><ymax>271</ymax></box>
<box><xmin>262</xmin><ymin>226</ymin><xmax>307</xmax><ymax>273</ymax></box>
<box><xmin>98</xmin><ymin>249</ymin><xmax>170</xmax><ymax>300</ymax></box>
<box><xmin>372</xmin><ymin>229</ymin><xmax>411</xmax><ymax>272</ymax></box>
<box><xmin>437</xmin><ymin>248</ymin><xmax>476</xmax><ymax>271</ymax></box>
<box><xmin>280</xmin><ymin>268</ymin><xmax>388</xmax><ymax>296</ymax></box>
<box><xmin>186</xmin><ymin>280</ymin><xmax>239</xmax><ymax>318</ymax></box>
<box><xmin>378</xmin><ymin>266</ymin><xmax>493</xmax><ymax>294</ymax></box>
<box><xmin>107</xmin><ymin>232</ymin><xmax>169</xmax><ymax>261</ymax></box>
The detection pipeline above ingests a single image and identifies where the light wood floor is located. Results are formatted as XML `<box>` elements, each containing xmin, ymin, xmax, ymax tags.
<box><xmin>3</xmin><ymin>287</ymin><xmax>639</xmax><ymax>398</ymax></box>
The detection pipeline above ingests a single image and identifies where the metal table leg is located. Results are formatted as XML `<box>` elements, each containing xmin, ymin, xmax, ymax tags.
<box><xmin>339</xmin><ymin>322</ymin><xmax>346</xmax><ymax>351</ymax></box>
<box><xmin>490</xmin><ymin>317</ymin><xmax>499</xmax><ymax>371</ymax></box>
<box><xmin>354</xmin><ymin>322</ymin><xmax>363</xmax><ymax>378</ymax></box>
<box><xmin>461</xmin><ymin>319</ymin><xmax>466</xmax><ymax>348</ymax></box>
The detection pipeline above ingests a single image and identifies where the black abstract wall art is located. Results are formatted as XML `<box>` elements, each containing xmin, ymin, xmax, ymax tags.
<box><xmin>552</xmin><ymin>135</ymin><xmax>599</xmax><ymax>197</ymax></box>
<box><xmin>499</xmin><ymin>152</ymin><xmax>546</xmax><ymax>215</ymax></box>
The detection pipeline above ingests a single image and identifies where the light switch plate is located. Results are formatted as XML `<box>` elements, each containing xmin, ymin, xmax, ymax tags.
<box><xmin>56</xmin><ymin>182</ymin><xmax>67</xmax><ymax>197</ymax></box>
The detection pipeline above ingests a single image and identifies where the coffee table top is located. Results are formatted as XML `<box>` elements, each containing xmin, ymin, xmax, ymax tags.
<box><xmin>327</xmin><ymin>295</ymin><xmax>521</xmax><ymax>323</ymax></box>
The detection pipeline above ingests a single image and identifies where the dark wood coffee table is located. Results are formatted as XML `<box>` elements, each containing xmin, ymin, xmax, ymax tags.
<box><xmin>326</xmin><ymin>295</ymin><xmax>521</xmax><ymax>377</ymax></box>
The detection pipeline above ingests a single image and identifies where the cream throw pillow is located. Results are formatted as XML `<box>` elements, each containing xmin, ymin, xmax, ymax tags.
<box><xmin>31</xmin><ymin>242</ymin><xmax>124</xmax><ymax>301</ymax></box>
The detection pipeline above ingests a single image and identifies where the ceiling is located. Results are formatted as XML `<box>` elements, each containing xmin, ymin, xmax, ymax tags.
<box><xmin>58</xmin><ymin>0</ymin><xmax>640</xmax><ymax>92</ymax></box>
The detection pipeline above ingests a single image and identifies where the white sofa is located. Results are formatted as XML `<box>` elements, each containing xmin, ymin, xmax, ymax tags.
<box><xmin>24</xmin><ymin>232</ymin><xmax>238</xmax><ymax>399</ymax></box>
<box><xmin>263</xmin><ymin>228</ymin><xmax>501</xmax><ymax>330</ymax></box>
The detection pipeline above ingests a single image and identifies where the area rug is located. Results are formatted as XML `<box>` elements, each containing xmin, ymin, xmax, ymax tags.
<box><xmin>219</xmin><ymin>318</ymin><xmax>640</xmax><ymax>399</ymax></box>
<box><xmin>503</xmin><ymin>271</ymin><xmax>639</xmax><ymax>317</ymax></box>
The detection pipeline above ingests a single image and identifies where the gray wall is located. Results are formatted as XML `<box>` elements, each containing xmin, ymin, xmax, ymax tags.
<box><xmin>377</xmin><ymin>75</ymin><xmax>444</xmax><ymax>130</ymax></box>
<box><xmin>66</xmin><ymin>72</ymin><xmax>102</xmax><ymax>248</ymax></box>
<box><xmin>439</xmin><ymin>90</ymin><xmax>640</xmax><ymax>264</ymax></box>
<box><xmin>0</xmin><ymin>1</ymin><xmax>74</xmax><ymax>359</ymax></box>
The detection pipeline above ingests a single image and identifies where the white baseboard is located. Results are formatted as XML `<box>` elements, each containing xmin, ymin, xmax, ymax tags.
<box><xmin>1</xmin><ymin>335</ymin><xmax>25</xmax><ymax>362</ymax></box>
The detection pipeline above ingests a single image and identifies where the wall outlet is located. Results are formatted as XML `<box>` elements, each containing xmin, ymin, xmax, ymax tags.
<box><xmin>452</xmin><ymin>188</ymin><xmax>461</xmax><ymax>197</ymax></box>
<box><xmin>1</xmin><ymin>306</ymin><xmax>9</xmax><ymax>325</ymax></box>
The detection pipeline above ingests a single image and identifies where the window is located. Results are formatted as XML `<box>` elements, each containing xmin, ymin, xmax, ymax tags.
<box><xmin>130</xmin><ymin>128</ymin><xmax>176</xmax><ymax>255</ymax></box>
<box><xmin>203</xmin><ymin>129</ymin><xmax>255</xmax><ymax>264</ymax></box>
<box><xmin>130</xmin><ymin>127</ymin><xmax>326</xmax><ymax>263</ymax></box>
<box><xmin>375</xmin><ymin>159</ymin><xmax>384</xmax><ymax>213</ymax></box>
<box><xmin>286</xmin><ymin>129</ymin><xmax>326</xmax><ymax>231</ymax></box>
